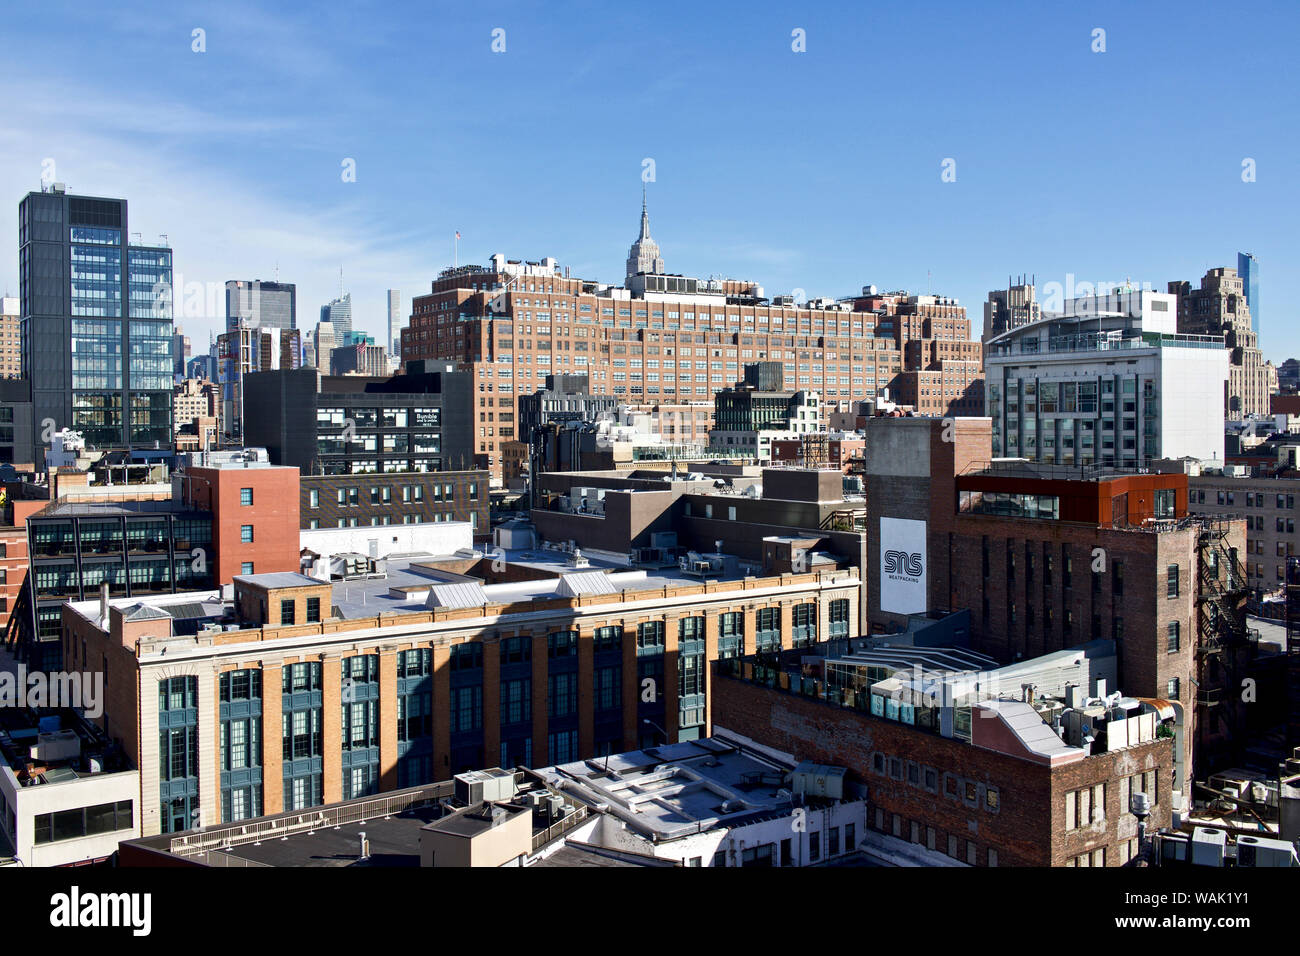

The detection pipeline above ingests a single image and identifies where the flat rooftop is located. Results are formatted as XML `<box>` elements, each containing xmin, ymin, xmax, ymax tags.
<box><xmin>38</xmin><ymin>499</ymin><xmax>205</xmax><ymax>518</ymax></box>
<box><xmin>534</xmin><ymin>738</ymin><xmax>811</xmax><ymax>841</ymax></box>
<box><xmin>531</xmin><ymin>843</ymin><xmax>677</xmax><ymax>868</ymax></box>
<box><xmin>67</xmin><ymin>544</ymin><xmax>839</xmax><ymax>637</ymax></box>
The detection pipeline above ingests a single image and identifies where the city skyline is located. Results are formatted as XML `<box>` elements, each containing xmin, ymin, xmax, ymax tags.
<box><xmin>0</xmin><ymin>1</ymin><xmax>1296</xmax><ymax>360</ymax></box>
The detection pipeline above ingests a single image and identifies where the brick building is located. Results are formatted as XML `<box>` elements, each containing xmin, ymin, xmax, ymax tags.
<box><xmin>770</xmin><ymin>434</ymin><xmax>865</xmax><ymax>474</ymax></box>
<box><xmin>0</xmin><ymin>497</ymin><xmax>43</xmax><ymax>642</ymax></box>
<box><xmin>176</xmin><ymin>451</ymin><xmax>301</xmax><ymax>586</ymax></box>
<box><xmin>60</xmin><ymin>545</ymin><xmax>860</xmax><ymax>836</ymax></box>
<box><xmin>0</xmin><ymin>296</ymin><xmax>20</xmax><ymax>379</ymax></box>
<box><xmin>713</xmin><ymin>657</ymin><xmax>1176</xmax><ymax>867</ymax></box>
<box><xmin>300</xmin><ymin>471</ymin><xmax>488</xmax><ymax>537</ymax></box>
<box><xmin>863</xmin><ymin>415</ymin><xmax>1253</xmax><ymax>782</ymax></box>
<box><xmin>1169</xmin><ymin>267</ymin><xmax>1276</xmax><ymax>417</ymax></box>
<box><xmin>399</xmin><ymin>203</ymin><xmax>983</xmax><ymax>482</ymax></box>
<box><xmin>1187</xmin><ymin>470</ymin><xmax>1300</xmax><ymax>595</ymax></box>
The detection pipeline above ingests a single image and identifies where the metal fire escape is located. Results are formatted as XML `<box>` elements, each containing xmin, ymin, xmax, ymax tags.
<box><xmin>1285</xmin><ymin>557</ymin><xmax>1300</xmax><ymax>755</ymax></box>
<box><xmin>1195</xmin><ymin>522</ymin><xmax>1255</xmax><ymax>769</ymax></box>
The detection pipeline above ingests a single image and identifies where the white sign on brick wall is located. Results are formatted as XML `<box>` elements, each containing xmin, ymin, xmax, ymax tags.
<box><xmin>880</xmin><ymin>516</ymin><xmax>927</xmax><ymax>615</ymax></box>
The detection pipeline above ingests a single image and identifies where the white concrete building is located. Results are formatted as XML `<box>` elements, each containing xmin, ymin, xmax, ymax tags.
<box><xmin>0</xmin><ymin>713</ymin><xmax>140</xmax><ymax>867</ymax></box>
<box><xmin>299</xmin><ymin>521</ymin><xmax>475</xmax><ymax>579</ymax></box>
<box><xmin>984</xmin><ymin>300</ymin><xmax>1229</xmax><ymax>467</ymax></box>
<box><xmin>533</xmin><ymin>737</ymin><xmax>869</xmax><ymax>867</ymax></box>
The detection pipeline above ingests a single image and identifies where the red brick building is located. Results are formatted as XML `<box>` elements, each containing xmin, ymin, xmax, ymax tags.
<box><xmin>713</xmin><ymin>665</ymin><xmax>1175</xmax><ymax>867</ymax></box>
<box><xmin>771</xmin><ymin>434</ymin><xmax>865</xmax><ymax>474</ymax></box>
<box><xmin>399</xmin><ymin>212</ymin><xmax>984</xmax><ymax>481</ymax></box>
<box><xmin>864</xmin><ymin>416</ymin><xmax>1252</xmax><ymax>783</ymax></box>
<box><xmin>0</xmin><ymin>498</ymin><xmax>43</xmax><ymax>640</ymax></box>
<box><xmin>178</xmin><ymin>459</ymin><xmax>301</xmax><ymax>583</ymax></box>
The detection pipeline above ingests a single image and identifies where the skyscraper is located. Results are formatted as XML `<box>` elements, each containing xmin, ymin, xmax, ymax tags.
<box><xmin>320</xmin><ymin>292</ymin><xmax>352</xmax><ymax>339</ymax></box>
<box><xmin>982</xmin><ymin>278</ymin><xmax>1041</xmax><ymax>347</ymax></box>
<box><xmin>171</xmin><ymin>327</ymin><xmax>192</xmax><ymax>381</ymax></box>
<box><xmin>19</xmin><ymin>186</ymin><xmax>173</xmax><ymax>462</ymax></box>
<box><xmin>0</xmin><ymin>295</ymin><xmax>21</xmax><ymax>379</ymax></box>
<box><xmin>1238</xmin><ymin>252</ymin><xmax>1260</xmax><ymax>333</ymax></box>
<box><xmin>625</xmin><ymin>187</ymin><xmax>665</xmax><ymax>279</ymax></box>
<box><xmin>1170</xmin><ymin>267</ymin><xmax>1271</xmax><ymax>417</ymax></box>
<box><xmin>225</xmin><ymin>279</ymin><xmax>297</xmax><ymax>331</ymax></box>
<box><xmin>387</xmin><ymin>289</ymin><xmax>401</xmax><ymax>358</ymax></box>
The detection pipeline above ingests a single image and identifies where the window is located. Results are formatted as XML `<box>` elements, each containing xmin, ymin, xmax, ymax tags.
<box><xmin>718</xmin><ymin>612</ymin><xmax>744</xmax><ymax>659</ymax></box>
<box><xmin>1166</xmin><ymin>677</ymin><xmax>1180</xmax><ymax>700</ymax></box>
<box><xmin>281</xmin><ymin>599</ymin><xmax>295</xmax><ymax>625</ymax></box>
<box><xmin>240</xmin><ymin>525</ymin><xmax>254</xmax><ymax>543</ymax></box>
<box><xmin>240</xmin><ymin>488</ymin><xmax>253</xmax><ymax>506</ymax></box>
<box><xmin>809</xmin><ymin>831</ymin><xmax>820</xmax><ymax>861</ymax></box>
<box><xmin>547</xmin><ymin>631</ymin><xmax>578</xmax><ymax>658</ymax></box>
<box><xmin>740</xmin><ymin>844</ymin><xmax>774</xmax><ymax>867</ymax></box>
<box><xmin>636</xmin><ymin>621</ymin><xmax>665</xmax><ymax>649</ymax></box>
<box><xmin>828</xmin><ymin>599</ymin><xmax>850</xmax><ymax>638</ymax></box>
<box><xmin>1065</xmin><ymin>784</ymin><xmax>1106</xmax><ymax>830</ymax></box>
<box><xmin>755</xmin><ymin>607</ymin><xmax>780</xmax><ymax>652</ymax></box>
<box><xmin>241</xmin><ymin>562</ymin><xmax>254</xmax><ymax>575</ymax></box>
<box><xmin>1167</xmin><ymin>564</ymin><xmax>1179</xmax><ymax>598</ymax></box>
<box><xmin>1167</xmin><ymin>621</ymin><xmax>1180</xmax><ymax>653</ymax></box>
<box><xmin>33</xmin><ymin>801</ymin><xmax>134</xmax><ymax>844</ymax></box>
<box><xmin>305</xmin><ymin>597</ymin><xmax>321</xmax><ymax>623</ymax></box>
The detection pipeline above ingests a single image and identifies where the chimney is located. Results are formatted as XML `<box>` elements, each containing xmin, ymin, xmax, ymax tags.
<box><xmin>1064</xmin><ymin>683</ymin><xmax>1080</xmax><ymax>709</ymax></box>
<box><xmin>100</xmin><ymin>581</ymin><xmax>110</xmax><ymax>623</ymax></box>
<box><xmin>358</xmin><ymin>831</ymin><xmax>370</xmax><ymax>860</ymax></box>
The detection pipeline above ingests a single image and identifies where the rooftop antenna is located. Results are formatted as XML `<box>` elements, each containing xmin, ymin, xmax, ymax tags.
<box><xmin>339</xmin><ymin>266</ymin><xmax>344</xmax><ymax>298</ymax></box>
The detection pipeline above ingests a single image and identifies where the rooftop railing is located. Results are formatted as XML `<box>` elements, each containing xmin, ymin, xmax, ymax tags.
<box><xmin>167</xmin><ymin>782</ymin><xmax>455</xmax><ymax>858</ymax></box>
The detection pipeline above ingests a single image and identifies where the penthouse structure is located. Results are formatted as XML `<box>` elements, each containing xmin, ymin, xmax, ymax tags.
<box><xmin>60</xmin><ymin>530</ymin><xmax>860</xmax><ymax>836</ymax></box>
<box><xmin>0</xmin><ymin>709</ymin><xmax>140</xmax><ymax>867</ymax></box>
<box><xmin>399</xmin><ymin>200</ymin><xmax>984</xmax><ymax>480</ymax></box>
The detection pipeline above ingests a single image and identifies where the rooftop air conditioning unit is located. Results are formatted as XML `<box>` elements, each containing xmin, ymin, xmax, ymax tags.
<box><xmin>1236</xmin><ymin>835</ymin><xmax>1297</xmax><ymax>868</ymax></box>
<box><xmin>1190</xmin><ymin>827</ymin><xmax>1227</xmax><ymax>867</ymax></box>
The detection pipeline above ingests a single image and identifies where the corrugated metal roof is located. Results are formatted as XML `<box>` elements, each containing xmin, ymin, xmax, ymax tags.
<box><xmin>980</xmin><ymin>700</ymin><xmax>1080</xmax><ymax>758</ymax></box>
<box><xmin>425</xmin><ymin>582</ymin><xmax>487</xmax><ymax>609</ymax></box>
<box><xmin>556</xmin><ymin>571</ymin><xmax>616</xmax><ymax>597</ymax></box>
<box><xmin>122</xmin><ymin>604</ymin><xmax>173</xmax><ymax>622</ymax></box>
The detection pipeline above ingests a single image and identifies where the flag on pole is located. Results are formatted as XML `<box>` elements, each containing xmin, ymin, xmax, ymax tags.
<box><xmin>455</xmin><ymin>231</ymin><xmax>461</xmax><ymax>239</ymax></box>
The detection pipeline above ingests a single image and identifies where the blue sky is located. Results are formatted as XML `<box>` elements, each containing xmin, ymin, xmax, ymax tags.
<box><xmin>2</xmin><ymin>0</ymin><xmax>1297</xmax><ymax>358</ymax></box>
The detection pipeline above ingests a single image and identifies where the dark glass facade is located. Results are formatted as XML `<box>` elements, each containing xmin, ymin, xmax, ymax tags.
<box><xmin>18</xmin><ymin>190</ymin><xmax>173</xmax><ymax>458</ymax></box>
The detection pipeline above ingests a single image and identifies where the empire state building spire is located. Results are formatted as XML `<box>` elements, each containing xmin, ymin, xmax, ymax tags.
<box><xmin>626</xmin><ymin>185</ymin><xmax>665</xmax><ymax>280</ymax></box>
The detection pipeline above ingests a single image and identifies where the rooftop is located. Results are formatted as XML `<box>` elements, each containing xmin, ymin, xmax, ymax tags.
<box><xmin>534</xmin><ymin>738</ymin><xmax>825</xmax><ymax>841</ymax></box>
<box><xmin>38</xmin><ymin>498</ymin><xmax>205</xmax><ymax>518</ymax></box>
<box><xmin>65</xmin><ymin>547</ymin><xmax>855</xmax><ymax>645</ymax></box>
<box><xmin>120</xmin><ymin>771</ymin><xmax>591</xmax><ymax>868</ymax></box>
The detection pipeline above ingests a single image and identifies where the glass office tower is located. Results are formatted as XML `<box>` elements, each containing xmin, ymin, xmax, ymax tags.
<box><xmin>1238</xmin><ymin>252</ymin><xmax>1260</xmax><ymax>334</ymax></box>
<box><xmin>320</xmin><ymin>292</ymin><xmax>352</xmax><ymax>339</ymax></box>
<box><xmin>225</xmin><ymin>279</ymin><xmax>297</xmax><ymax>332</ymax></box>
<box><xmin>19</xmin><ymin>187</ymin><xmax>173</xmax><ymax>460</ymax></box>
